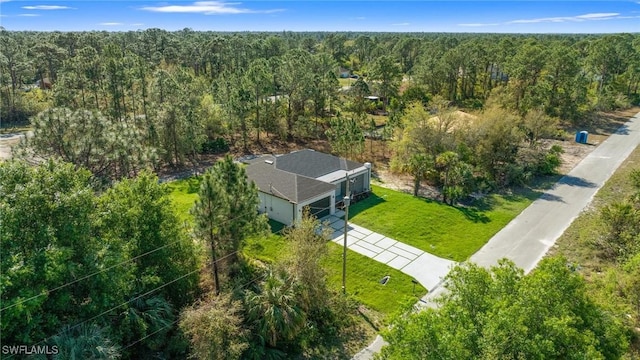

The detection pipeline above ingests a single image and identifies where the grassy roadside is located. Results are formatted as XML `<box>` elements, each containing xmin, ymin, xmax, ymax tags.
<box><xmin>348</xmin><ymin>184</ymin><xmax>538</xmax><ymax>262</ymax></box>
<box><xmin>549</xmin><ymin>145</ymin><xmax>640</xmax><ymax>275</ymax></box>
<box><xmin>548</xmin><ymin>144</ymin><xmax>640</xmax><ymax>356</ymax></box>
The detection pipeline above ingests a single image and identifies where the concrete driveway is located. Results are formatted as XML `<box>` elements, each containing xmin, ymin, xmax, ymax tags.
<box><xmin>320</xmin><ymin>214</ymin><xmax>455</xmax><ymax>291</ymax></box>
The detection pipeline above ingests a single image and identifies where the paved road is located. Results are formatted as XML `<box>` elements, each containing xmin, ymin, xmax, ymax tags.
<box><xmin>470</xmin><ymin>112</ymin><xmax>640</xmax><ymax>272</ymax></box>
<box><xmin>355</xmin><ymin>111</ymin><xmax>640</xmax><ymax>359</ymax></box>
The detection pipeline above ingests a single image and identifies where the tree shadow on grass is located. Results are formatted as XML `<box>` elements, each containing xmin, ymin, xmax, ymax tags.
<box><xmin>462</xmin><ymin>194</ymin><xmax>499</xmax><ymax>212</ymax></box>
<box><xmin>348</xmin><ymin>192</ymin><xmax>387</xmax><ymax>218</ymax></box>
<box><xmin>455</xmin><ymin>205</ymin><xmax>491</xmax><ymax>223</ymax></box>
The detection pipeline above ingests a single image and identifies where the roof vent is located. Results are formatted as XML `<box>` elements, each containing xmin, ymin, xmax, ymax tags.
<box><xmin>265</xmin><ymin>160</ymin><xmax>274</xmax><ymax>165</ymax></box>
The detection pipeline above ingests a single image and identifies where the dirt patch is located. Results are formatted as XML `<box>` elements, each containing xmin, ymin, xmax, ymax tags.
<box><xmin>550</xmin><ymin>106</ymin><xmax>640</xmax><ymax>175</ymax></box>
<box><xmin>541</xmin><ymin>139</ymin><xmax>598</xmax><ymax>175</ymax></box>
<box><xmin>0</xmin><ymin>136</ymin><xmax>23</xmax><ymax>161</ymax></box>
<box><xmin>373</xmin><ymin>167</ymin><xmax>442</xmax><ymax>199</ymax></box>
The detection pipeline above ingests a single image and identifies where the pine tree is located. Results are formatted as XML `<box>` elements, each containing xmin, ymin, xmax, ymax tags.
<box><xmin>191</xmin><ymin>156</ymin><xmax>267</xmax><ymax>294</ymax></box>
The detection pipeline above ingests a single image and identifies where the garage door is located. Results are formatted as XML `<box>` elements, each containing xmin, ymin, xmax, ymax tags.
<box><xmin>307</xmin><ymin>196</ymin><xmax>330</xmax><ymax>219</ymax></box>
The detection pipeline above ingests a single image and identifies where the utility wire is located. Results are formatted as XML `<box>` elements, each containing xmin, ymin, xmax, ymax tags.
<box><xmin>5</xmin><ymin>249</ymin><xmax>242</xmax><ymax>360</ymax></box>
<box><xmin>4</xmin><ymin>192</ymin><xmax>343</xmax><ymax>353</ymax></box>
<box><xmin>119</xmin><ymin>270</ymin><xmax>270</xmax><ymax>353</ymax></box>
<box><xmin>120</xmin><ymin>319</ymin><xmax>180</xmax><ymax>352</ymax></box>
<box><xmin>1</xmin><ymin>209</ymin><xmax>258</xmax><ymax>313</ymax></box>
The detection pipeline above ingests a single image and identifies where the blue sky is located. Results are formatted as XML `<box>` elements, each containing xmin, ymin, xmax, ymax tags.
<box><xmin>1</xmin><ymin>1</ymin><xmax>639</xmax><ymax>33</ymax></box>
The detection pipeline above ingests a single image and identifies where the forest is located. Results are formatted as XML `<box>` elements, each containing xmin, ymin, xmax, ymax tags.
<box><xmin>1</xmin><ymin>29</ymin><xmax>640</xmax><ymax>358</ymax></box>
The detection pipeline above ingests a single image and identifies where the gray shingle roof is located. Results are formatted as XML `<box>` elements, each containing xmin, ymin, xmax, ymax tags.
<box><xmin>246</xmin><ymin>160</ymin><xmax>336</xmax><ymax>204</ymax></box>
<box><xmin>274</xmin><ymin>149</ymin><xmax>363</xmax><ymax>178</ymax></box>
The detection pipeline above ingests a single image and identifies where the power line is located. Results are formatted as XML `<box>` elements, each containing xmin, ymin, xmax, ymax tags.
<box><xmin>118</xmin><ymin>270</ymin><xmax>270</xmax><ymax>353</ymax></box>
<box><xmin>12</xmin><ymin>213</ymin><xmax>338</xmax><ymax>359</ymax></box>
<box><xmin>5</xmin><ymin>249</ymin><xmax>242</xmax><ymax>360</ymax></box>
<box><xmin>1</xmin><ymin>209</ymin><xmax>260</xmax><ymax>313</ymax></box>
<box><xmin>237</xmin><ymin>272</ymin><xmax>269</xmax><ymax>290</ymax></box>
<box><xmin>120</xmin><ymin>319</ymin><xmax>180</xmax><ymax>352</ymax></box>
<box><xmin>2</xmin><ymin>238</ymin><xmax>181</xmax><ymax>312</ymax></box>
<box><xmin>4</xmin><ymin>192</ymin><xmax>337</xmax><ymax>354</ymax></box>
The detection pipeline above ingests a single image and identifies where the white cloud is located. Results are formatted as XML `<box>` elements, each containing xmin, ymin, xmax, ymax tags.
<box><xmin>18</xmin><ymin>13</ymin><xmax>40</xmax><ymax>16</ymax></box>
<box><xmin>576</xmin><ymin>13</ymin><xmax>619</xmax><ymax>19</ymax></box>
<box><xmin>140</xmin><ymin>1</ymin><xmax>284</xmax><ymax>15</ymax></box>
<box><xmin>99</xmin><ymin>22</ymin><xmax>124</xmax><ymax>26</ymax></box>
<box><xmin>22</xmin><ymin>5</ymin><xmax>73</xmax><ymax>10</ymax></box>
<box><xmin>130</xmin><ymin>23</ymin><xmax>144</xmax><ymax>26</ymax></box>
<box><xmin>392</xmin><ymin>22</ymin><xmax>410</xmax><ymax>26</ymax></box>
<box><xmin>459</xmin><ymin>12</ymin><xmax>630</xmax><ymax>28</ymax></box>
<box><xmin>507</xmin><ymin>12</ymin><xmax>620</xmax><ymax>24</ymax></box>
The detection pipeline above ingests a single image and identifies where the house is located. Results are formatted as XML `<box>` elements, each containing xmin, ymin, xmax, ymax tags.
<box><xmin>244</xmin><ymin>149</ymin><xmax>372</xmax><ymax>226</ymax></box>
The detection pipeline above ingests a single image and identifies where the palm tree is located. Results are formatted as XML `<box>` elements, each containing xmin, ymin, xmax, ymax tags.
<box><xmin>52</xmin><ymin>323</ymin><xmax>121</xmax><ymax>359</ymax></box>
<box><xmin>245</xmin><ymin>269</ymin><xmax>305</xmax><ymax>348</ymax></box>
<box><xmin>407</xmin><ymin>153</ymin><xmax>433</xmax><ymax>197</ymax></box>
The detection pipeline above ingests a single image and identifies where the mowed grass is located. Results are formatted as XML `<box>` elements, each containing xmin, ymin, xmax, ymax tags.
<box><xmin>244</xmin><ymin>232</ymin><xmax>426</xmax><ymax>318</ymax></box>
<box><xmin>167</xmin><ymin>177</ymin><xmax>426</xmax><ymax>318</ymax></box>
<box><xmin>324</xmin><ymin>242</ymin><xmax>426</xmax><ymax>317</ymax></box>
<box><xmin>348</xmin><ymin>185</ymin><xmax>536</xmax><ymax>262</ymax></box>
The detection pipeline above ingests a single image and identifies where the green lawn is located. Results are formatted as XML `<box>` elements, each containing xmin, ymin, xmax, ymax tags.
<box><xmin>338</xmin><ymin>77</ymin><xmax>355</xmax><ymax>87</ymax></box>
<box><xmin>348</xmin><ymin>185</ymin><xmax>537</xmax><ymax>262</ymax></box>
<box><xmin>165</xmin><ymin>177</ymin><xmax>538</xmax><ymax>263</ymax></box>
<box><xmin>244</xmin><ymin>233</ymin><xmax>427</xmax><ymax>317</ymax></box>
<box><xmin>167</xmin><ymin>177</ymin><xmax>427</xmax><ymax>318</ymax></box>
<box><xmin>164</xmin><ymin>176</ymin><xmax>201</xmax><ymax>223</ymax></box>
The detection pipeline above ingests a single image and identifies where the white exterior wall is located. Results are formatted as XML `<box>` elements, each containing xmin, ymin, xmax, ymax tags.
<box><xmin>295</xmin><ymin>190</ymin><xmax>336</xmax><ymax>224</ymax></box>
<box><xmin>258</xmin><ymin>192</ymin><xmax>295</xmax><ymax>226</ymax></box>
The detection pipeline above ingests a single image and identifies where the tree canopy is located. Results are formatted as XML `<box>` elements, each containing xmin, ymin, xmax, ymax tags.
<box><xmin>379</xmin><ymin>257</ymin><xmax>628</xmax><ymax>360</ymax></box>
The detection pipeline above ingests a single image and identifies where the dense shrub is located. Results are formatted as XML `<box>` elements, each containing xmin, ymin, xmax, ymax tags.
<box><xmin>201</xmin><ymin>137</ymin><xmax>230</xmax><ymax>153</ymax></box>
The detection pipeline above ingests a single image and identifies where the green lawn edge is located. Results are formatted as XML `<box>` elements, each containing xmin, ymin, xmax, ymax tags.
<box><xmin>348</xmin><ymin>184</ymin><xmax>538</xmax><ymax>262</ymax></box>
